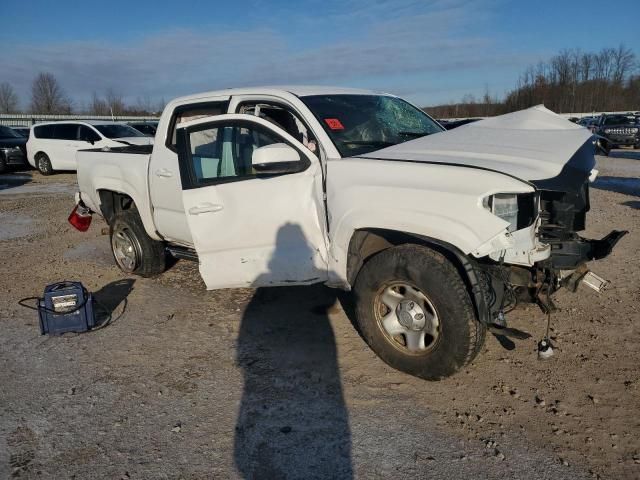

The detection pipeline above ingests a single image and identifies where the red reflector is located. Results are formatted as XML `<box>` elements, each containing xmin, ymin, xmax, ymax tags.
<box><xmin>68</xmin><ymin>204</ymin><xmax>92</xmax><ymax>232</ymax></box>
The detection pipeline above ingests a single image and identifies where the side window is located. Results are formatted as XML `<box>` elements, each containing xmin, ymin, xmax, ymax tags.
<box><xmin>79</xmin><ymin>125</ymin><xmax>101</xmax><ymax>143</ymax></box>
<box><xmin>167</xmin><ymin>102</ymin><xmax>228</xmax><ymax>151</ymax></box>
<box><xmin>34</xmin><ymin>124</ymin><xmax>54</xmax><ymax>139</ymax></box>
<box><xmin>53</xmin><ymin>123</ymin><xmax>79</xmax><ymax>140</ymax></box>
<box><xmin>182</xmin><ymin>121</ymin><xmax>306</xmax><ymax>187</ymax></box>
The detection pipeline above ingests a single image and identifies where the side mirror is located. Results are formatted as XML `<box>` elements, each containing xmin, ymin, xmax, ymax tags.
<box><xmin>252</xmin><ymin>143</ymin><xmax>301</xmax><ymax>174</ymax></box>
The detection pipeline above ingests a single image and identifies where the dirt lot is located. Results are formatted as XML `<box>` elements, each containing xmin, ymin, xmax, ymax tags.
<box><xmin>0</xmin><ymin>151</ymin><xmax>638</xmax><ymax>479</ymax></box>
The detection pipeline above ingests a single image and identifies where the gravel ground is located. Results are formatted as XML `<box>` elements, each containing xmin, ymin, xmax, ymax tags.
<box><xmin>0</xmin><ymin>150</ymin><xmax>638</xmax><ymax>479</ymax></box>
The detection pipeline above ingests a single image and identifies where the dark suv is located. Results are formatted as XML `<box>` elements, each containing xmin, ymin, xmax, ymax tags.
<box><xmin>0</xmin><ymin>125</ymin><xmax>28</xmax><ymax>173</ymax></box>
<box><xmin>595</xmin><ymin>114</ymin><xmax>639</xmax><ymax>155</ymax></box>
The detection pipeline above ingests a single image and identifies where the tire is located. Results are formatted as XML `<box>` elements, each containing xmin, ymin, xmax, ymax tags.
<box><xmin>35</xmin><ymin>153</ymin><xmax>54</xmax><ymax>175</ymax></box>
<box><xmin>0</xmin><ymin>156</ymin><xmax>7</xmax><ymax>174</ymax></box>
<box><xmin>353</xmin><ymin>244</ymin><xmax>486</xmax><ymax>380</ymax></box>
<box><xmin>109</xmin><ymin>209</ymin><xmax>166</xmax><ymax>277</ymax></box>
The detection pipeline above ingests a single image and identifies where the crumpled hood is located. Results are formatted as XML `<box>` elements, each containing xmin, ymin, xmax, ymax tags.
<box><xmin>361</xmin><ymin>105</ymin><xmax>594</xmax><ymax>187</ymax></box>
<box><xmin>115</xmin><ymin>136</ymin><xmax>154</xmax><ymax>146</ymax></box>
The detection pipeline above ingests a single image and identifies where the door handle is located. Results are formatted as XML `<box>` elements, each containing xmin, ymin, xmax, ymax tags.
<box><xmin>155</xmin><ymin>168</ymin><xmax>173</xmax><ymax>178</ymax></box>
<box><xmin>188</xmin><ymin>203</ymin><xmax>223</xmax><ymax>215</ymax></box>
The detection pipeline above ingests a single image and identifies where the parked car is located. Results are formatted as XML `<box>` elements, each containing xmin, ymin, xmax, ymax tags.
<box><xmin>72</xmin><ymin>87</ymin><xmax>625</xmax><ymax>380</ymax></box>
<box><xmin>128</xmin><ymin>121</ymin><xmax>158</xmax><ymax>137</ymax></box>
<box><xmin>26</xmin><ymin>121</ymin><xmax>153</xmax><ymax>175</ymax></box>
<box><xmin>11</xmin><ymin>126</ymin><xmax>30</xmax><ymax>138</ymax></box>
<box><xmin>0</xmin><ymin>125</ymin><xmax>29</xmax><ymax>173</ymax></box>
<box><xmin>593</xmin><ymin>114</ymin><xmax>640</xmax><ymax>155</ymax></box>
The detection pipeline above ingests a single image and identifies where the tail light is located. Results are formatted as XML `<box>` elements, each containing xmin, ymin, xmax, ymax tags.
<box><xmin>68</xmin><ymin>203</ymin><xmax>92</xmax><ymax>232</ymax></box>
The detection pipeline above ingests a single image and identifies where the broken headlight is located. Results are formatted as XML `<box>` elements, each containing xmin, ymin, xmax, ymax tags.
<box><xmin>483</xmin><ymin>193</ymin><xmax>537</xmax><ymax>232</ymax></box>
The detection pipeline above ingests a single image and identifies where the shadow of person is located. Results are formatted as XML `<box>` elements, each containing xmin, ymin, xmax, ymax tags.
<box><xmin>234</xmin><ymin>224</ymin><xmax>352</xmax><ymax>479</ymax></box>
<box><xmin>92</xmin><ymin>278</ymin><xmax>135</xmax><ymax>328</ymax></box>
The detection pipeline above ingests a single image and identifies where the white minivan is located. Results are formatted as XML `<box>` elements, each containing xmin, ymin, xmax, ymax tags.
<box><xmin>26</xmin><ymin>121</ymin><xmax>153</xmax><ymax>175</ymax></box>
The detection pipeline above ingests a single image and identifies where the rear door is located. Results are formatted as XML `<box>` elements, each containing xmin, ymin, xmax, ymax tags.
<box><xmin>53</xmin><ymin>123</ymin><xmax>82</xmax><ymax>169</ymax></box>
<box><xmin>44</xmin><ymin>123</ymin><xmax>71</xmax><ymax>169</ymax></box>
<box><xmin>149</xmin><ymin>97</ymin><xmax>230</xmax><ymax>245</ymax></box>
<box><xmin>175</xmin><ymin>114</ymin><xmax>328</xmax><ymax>289</ymax></box>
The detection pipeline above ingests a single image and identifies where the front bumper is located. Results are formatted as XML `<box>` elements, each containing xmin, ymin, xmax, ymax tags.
<box><xmin>1</xmin><ymin>148</ymin><xmax>28</xmax><ymax>166</ymax></box>
<box><xmin>603</xmin><ymin>134</ymin><xmax>639</xmax><ymax>147</ymax></box>
<box><xmin>543</xmin><ymin>230</ymin><xmax>628</xmax><ymax>269</ymax></box>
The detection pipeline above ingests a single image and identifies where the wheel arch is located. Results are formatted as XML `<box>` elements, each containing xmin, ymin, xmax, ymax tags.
<box><xmin>346</xmin><ymin>228</ymin><xmax>491</xmax><ymax>325</ymax></box>
<box><xmin>97</xmin><ymin>189</ymin><xmax>162</xmax><ymax>241</ymax></box>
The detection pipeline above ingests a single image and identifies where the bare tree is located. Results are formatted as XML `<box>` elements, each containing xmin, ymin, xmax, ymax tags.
<box><xmin>134</xmin><ymin>94</ymin><xmax>154</xmax><ymax>114</ymax></box>
<box><xmin>155</xmin><ymin>97</ymin><xmax>167</xmax><ymax>114</ymax></box>
<box><xmin>89</xmin><ymin>92</ymin><xmax>109</xmax><ymax>115</ymax></box>
<box><xmin>580</xmin><ymin>52</ymin><xmax>594</xmax><ymax>82</ymax></box>
<box><xmin>105</xmin><ymin>88</ymin><xmax>125</xmax><ymax>116</ymax></box>
<box><xmin>30</xmin><ymin>72</ymin><xmax>71</xmax><ymax>114</ymax></box>
<box><xmin>0</xmin><ymin>82</ymin><xmax>19</xmax><ymax>113</ymax></box>
<box><xmin>612</xmin><ymin>44</ymin><xmax>635</xmax><ymax>84</ymax></box>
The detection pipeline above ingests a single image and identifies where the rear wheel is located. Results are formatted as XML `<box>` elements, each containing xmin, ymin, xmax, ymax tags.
<box><xmin>0</xmin><ymin>156</ymin><xmax>7</xmax><ymax>174</ymax></box>
<box><xmin>353</xmin><ymin>244</ymin><xmax>485</xmax><ymax>380</ymax></box>
<box><xmin>35</xmin><ymin>153</ymin><xmax>54</xmax><ymax>175</ymax></box>
<box><xmin>110</xmin><ymin>210</ymin><xmax>166</xmax><ymax>277</ymax></box>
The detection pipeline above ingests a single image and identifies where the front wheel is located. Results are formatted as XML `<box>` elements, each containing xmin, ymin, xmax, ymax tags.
<box><xmin>353</xmin><ymin>244</ymin><xmax>485</xmax><ymax>380</ymax></box>
<box><xmin>110</xmin><ymin>210</ymin><xmax>166</xmax><ymax>277</ymax></box>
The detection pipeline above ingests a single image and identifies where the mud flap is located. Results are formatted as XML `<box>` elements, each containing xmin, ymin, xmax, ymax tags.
<box><xmin>586</xmin><ymin>230</ymin><xmax>628</xmax><ymax>260</ymax></box>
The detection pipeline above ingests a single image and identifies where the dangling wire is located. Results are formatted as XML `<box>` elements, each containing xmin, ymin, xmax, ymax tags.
<box><xmin>544</xmin><ymin>272</ymin><xmax>553</xmax><ymax>341</ymax></box>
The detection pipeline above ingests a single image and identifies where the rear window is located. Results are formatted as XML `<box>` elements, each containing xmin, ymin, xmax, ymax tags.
<box><xmin>34</xmin><ymin>124</ymin><xmax>55</xmax><ymax>139</ymax></box>
<box><xmin>167</xmin><ymin>101</ymin><xmax>229</xmax><ymax>150</ymax></box>
<box><xmin>33</xmin><ymin>123</ymin><xmax>80</xmax><ymax>140</ymax></box>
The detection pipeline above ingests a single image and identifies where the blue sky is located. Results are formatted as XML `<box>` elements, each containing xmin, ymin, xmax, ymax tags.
<box><xmin>1</xmin><ymin>0</ymin><xmax>638</xmax><ymax>108</ymax></box>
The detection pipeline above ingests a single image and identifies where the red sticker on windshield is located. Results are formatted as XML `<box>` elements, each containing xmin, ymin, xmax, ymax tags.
<box><xmin>324</xmin><ymin>118</ymin><xmax>344</xmax><ymax>130</ymax></box>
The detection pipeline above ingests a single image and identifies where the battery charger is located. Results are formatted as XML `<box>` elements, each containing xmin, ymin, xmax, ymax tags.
<box><xmin>19</xmin><ymin>281</ymin><xmax>96</xmax><ymax>335</ymax></box>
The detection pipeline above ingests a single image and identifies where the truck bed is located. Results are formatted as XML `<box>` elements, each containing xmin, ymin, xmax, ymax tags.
<box><xmin>76</xmin><ymin>146</ymin><xmax>155</xmax><ymax>236</ymax></box>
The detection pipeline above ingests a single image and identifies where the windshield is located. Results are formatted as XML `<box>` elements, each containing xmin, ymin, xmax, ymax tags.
<box><xmin>94</xmin><ymin>124</ymin><xmax>145</xmax><ymax>139</ymax></box>
<box><xmin>603</xmin><ymin>115</ymin><xmax>637</xmax><ymax>126</ymax></box>
<box><xmin>301</xmin><ymin>94</ymin><xmax>443</xmax><ymax>156</ymax></box>
<box><xmin>0</xmin><ymin>126</ymin><xmax>22</xmax><ymax>139</ymax></box>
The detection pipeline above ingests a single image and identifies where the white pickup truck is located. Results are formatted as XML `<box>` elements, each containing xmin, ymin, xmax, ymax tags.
<box><xmin>73</xmin><ymin>86</ymin><xmax>626</xmax><ymax>379</ymax></box>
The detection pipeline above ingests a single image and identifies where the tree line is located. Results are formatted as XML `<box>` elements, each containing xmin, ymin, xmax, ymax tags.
<box><xmin>426</xmin><ymin>45</ymin><xmax>639</xmax><ymax>118</ymax></box>
<box><xmin>0</xmin><ymin>72</ymin><xmax>165</xmax><ymax>116</ymax></box>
